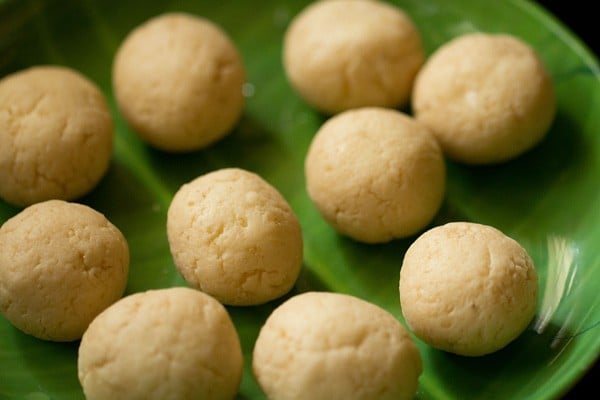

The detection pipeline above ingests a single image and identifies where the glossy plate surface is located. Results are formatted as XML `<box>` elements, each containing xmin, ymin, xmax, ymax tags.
<box><xmin>1</xmin><ymin>1</ymin><xmax>599</xmax><ymax>399</ymax></box>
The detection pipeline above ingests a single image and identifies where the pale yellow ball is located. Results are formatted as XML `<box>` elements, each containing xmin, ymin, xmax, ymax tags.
<box><xmin>399</xmin><ymin>222</ymin><xmax>538</xmax><ymax>356</ymax></box>
<box><xmin>167</xmin><ymin>168</ymin><xmax>303</xmax><ymax>305</ymax></box>
<box><xmin>0</xmin><ymin>200</ymin><xmax>129</xmax><ymax>341</ymax></box>
<box><xmin>283</xmin><ymin>0</ymin><xmax>425</xmax><ymax>114</ymax></box>
<box><xmin>305</xmin><ymin>107</ymin><xmax>446</xmax><ymax>243</ymax></box>
<box><xmin>78</xmin><ymin>287</ymin><xmax>243</xmax><ymax>400</ymax></box>
<box><xmin>412</xmin><ymin>32</ymin><xmax>556</xmax><ymax>164</ymax></box>
<box><xmin>253</xmin><ymin>291</ymin><xmax>423</xmax><ymax>400</ymax></box>
<box><xmin>113</xmin><ymin>12</ymin><xmax>246</xmax><ymax>152</ymax></box>
<box><xmin>0</xmin><ymin>66</ymin><xmax>114</xmax><ymax>207</ymax></box>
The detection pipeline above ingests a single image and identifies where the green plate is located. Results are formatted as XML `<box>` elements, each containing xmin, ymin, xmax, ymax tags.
<box><xmin>1</xmin><ymin>0</ymin><xmax>599</xmax><ymax>399</ymax></box>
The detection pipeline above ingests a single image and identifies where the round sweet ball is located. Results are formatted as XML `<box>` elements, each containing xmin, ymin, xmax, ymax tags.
<box><xmin>0</xmin><ymin>65</ymin><xmax>114</xmax><ymax>207</ymax></box>
<box><xmin>78</xmin><ymin>287</ymin><xmax>243</xmax><ymax>400</ymax></box>
<box><xmin>253</xmin><ymin>291</ymin><xmax>422</xmax><ymax>400</ymax></box>
<box><xmin>412</xmin><ymin>32</ymin><xmax>556</xmax><ymax>164</ymax></box>
<box><xmin>167</xmin><ymin>168</ymin><xmax>303</xmax><ymax>306</ymax></box>
<box><xmin>305</xmin><ymin>107</ymin><xmax>446</xmax><ymax>244</ymax></box>
<box><xmin>0</xmin><ymin>200</ymin><xmax>129</xmax><ymax>341</ymax></box>
<box><xmin>399</xmin><ymin>222</ymin><xmax>539</xmax><ymax>356</ymax></box>
<box><xmin>283</xmin><ymin>0</ymin><xmax>425</xmax><ymax>115</ymax></box>
<box><xmin>112</xmin><ymin>12</ymin><xmax>246</xmax><ymax>152</ymax></box>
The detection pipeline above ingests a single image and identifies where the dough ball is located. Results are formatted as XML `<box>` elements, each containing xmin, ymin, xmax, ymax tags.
<box><xmin>0</xmin><ymin>65</ymin><xmax>114</xmax><ymax>207</ymax></box>
<box><xmin>253</xmin><ymin>291</ymin><xmax>422</xmax><ymax>400</ymax></box>
<box><xmin>305</xmin><ymin>107</ymin><xmax>446</xmax><ymax>243</ymax></box>
<box><xmin>78</xmin><ymin>287</ymin><xmax>243</xmax><ymax>400</ymax></box>
<box><xmin>399</xmin><ymin>222</ymin><xmax>538</xmax><ymax>356</ymax></box>
<box><xmin>113</xmin><ymin>12</ymin><xmax>246</xmax><ymax>152</ymax></box>
<box><xmin>283</xmin><ymin>0</ymin><xmax>425</xmax><ymax>115</ymax></box>
<box><xmin>412</xmin><ymin>32</ymin><xmax>556</xmax><ymax>164</ymax></box>
<box><xmin>167</xmin><ymin>168</ymin><xmax>303</xmax><ymax>306</ymax></box>
<box><xmin>0</xmin><ymin>200</ymin><xmax>129</xmax><ymax>341</ymax></box>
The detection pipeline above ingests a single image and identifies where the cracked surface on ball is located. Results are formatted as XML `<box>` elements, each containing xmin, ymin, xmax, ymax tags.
<box><xmin>283</xmin><ymin>0</ymin><xmax>424</xmax><ymax>114</ymax></box>
<box><xmin>167</xmin><ymin>168</ymin><xmax>303</xmax><ymax>305</ymax></box>
<box><xmin>305</xmin><ymin>107</ymin><xmax>445</xmax><ymax>243</ymax></box>
<box><xmin>78</xmin><ymin>287</ymin><xmax>243</xmax><ymax>400</ymax></box>
<box><xmin>0</xmin><ymin>200</ymin><xmax>129</xmax><ymax>341</ymax></box>
<box><xmin>0</xmin><ymin>66</ymin><xmax>114</xmax><ymax>207</ymax></box>
<box><xmin>113</xmin><ymin>12</ymin><xmax>246</xmax><ymax>152</ymax></box>
<box><xmin>412</xmin><ymin>32</ymin><xmax>556</xmax><ymax>164</ymax></box>
<box><xmin>399</xmin><ymin>222</ymin><xmax>538</xmax><ymax>356</ymax></box>
<box><xmin>252</xmin><ymin>291</ymin><xmax>422</xmax><ymax>400</ymax></box>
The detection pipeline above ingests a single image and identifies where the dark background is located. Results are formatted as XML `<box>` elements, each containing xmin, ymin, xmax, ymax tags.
<box><xmin>539</xmin><ymin>1</ymin><xmax>598</xmax><ymax>56</ymax></box>
<box><xmin>536</xmin><ymin>1</ymin><xmax>597</xmax><ymax>398</ymax></box>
